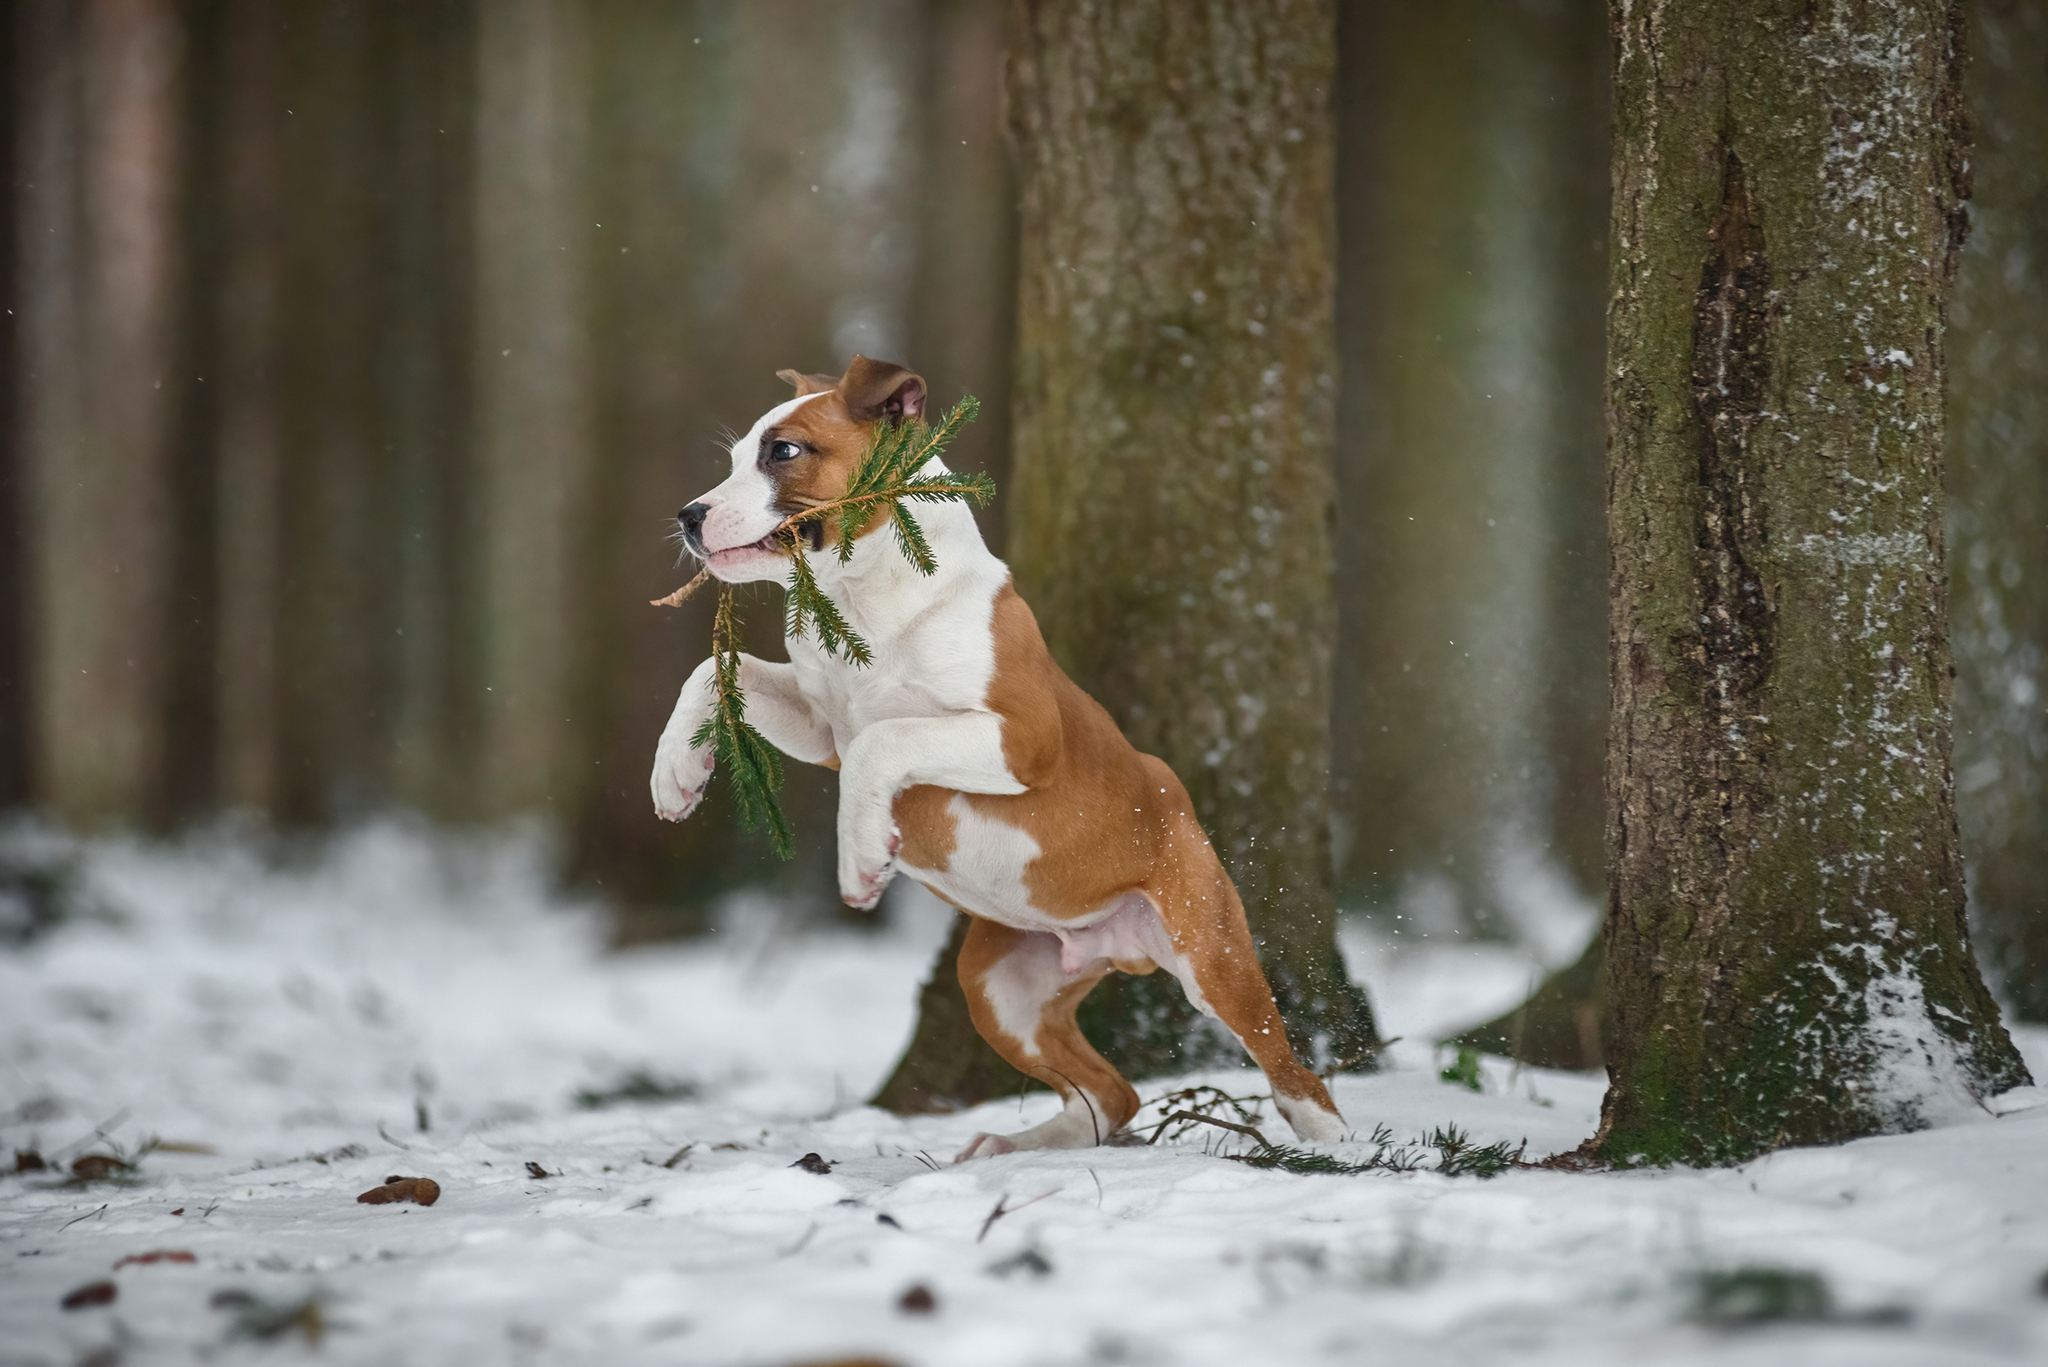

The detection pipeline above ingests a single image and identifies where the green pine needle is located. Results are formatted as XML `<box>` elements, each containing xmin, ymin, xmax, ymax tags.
<box><xmin>782</xmin><ymin>535</ymin><xmax>874</xmax><ymax>666</ymax></box>
<box><xmin>691</xmin><ymin>587</ymin><xmax>793</xmax><ymax>858</ymax></box>
<box><xmin>677</xmin><ymin>394</ymin><xmax>988</xmax><ymax>859</ymax></box>
<box><xmin>1223</xmin><ymin>1121</ymin><xmax>1516</xmax><ymax>1180</ymax></box>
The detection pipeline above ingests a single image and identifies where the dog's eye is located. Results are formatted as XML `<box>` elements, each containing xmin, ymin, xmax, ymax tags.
<box><xmin>769</xmin><ymin>439</ymin><xmax>803</xmax><ymax>462</ymax></box>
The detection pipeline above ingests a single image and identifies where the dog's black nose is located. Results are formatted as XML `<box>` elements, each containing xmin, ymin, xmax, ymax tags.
<box><xmin>679</xmin><ymin>502</ymin><xmax>710</xmax><ymax>549</ymax></box>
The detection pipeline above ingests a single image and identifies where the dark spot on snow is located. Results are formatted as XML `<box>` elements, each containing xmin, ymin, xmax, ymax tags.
<box><xmin>1690</xmin><ymin>1266</ymin><xmax>1831</xmax><ymax>1326</ymax></box>
<box><xmin>525</xmin><ymin>1162</ymin><xmax>552</xmax><ymax>1179</ymax></box>
<box><xmin>790</xmin><ymin>1152</ymin><xmax>834</xmax><ymax>1175</ymax></box>
<box><xmin>988</xmin><ymin>1248</ymin><xmax>1053</xmax><ymax>1279</ymax></box>
<box><xmin>62</xmin><ymin>1280</ymin><xmax>117</xmax><ymax>1310</ymax></box>
<box><xmin>573</xmin><ymin>1070</ymin><xmax>699</xmax><ymax>1110</ymax></box>
<box><xmin>898</xmin><ymin>1283</ymin><xmax>937</xmax><ymax>1314</ymax></box>
<box><xmin>876</xmin><ymin>1213</ymin><xmax>901</xmax><ymax>1228</ymax></box>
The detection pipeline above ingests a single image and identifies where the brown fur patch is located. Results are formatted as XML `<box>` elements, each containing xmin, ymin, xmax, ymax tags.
<box><xmin>892</xmin><ymin>784</ymin><xmax>959</xmax><ymax>873</ymax></box>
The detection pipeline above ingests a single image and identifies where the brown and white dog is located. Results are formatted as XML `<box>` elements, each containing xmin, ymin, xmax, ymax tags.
<box><xmin>651</xmin><ymin>356</ymin><xmax>1348</xmax><ymax>1158</ymax></box>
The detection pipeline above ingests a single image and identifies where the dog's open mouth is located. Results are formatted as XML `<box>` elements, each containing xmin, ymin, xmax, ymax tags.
<box><xmin>710</xmin><ymin>531</ymin><xmax>785</xmax><ymax>559</ymax></box>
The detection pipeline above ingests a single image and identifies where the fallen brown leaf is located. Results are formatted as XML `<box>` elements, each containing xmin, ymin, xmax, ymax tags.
<box><xmin>896</xmin><ymin>1283</ymin><xmax>936</xmax><ymax>1315</ymax></box>
<box><xmin>356</xmin><ymin>1176</ymin><xmax>440</xmax><ymax>1206</ymax></box>
<box><xmin>70</xmin><ymin>1154</ymin><xmax>126</xmax><ymax>1181</ymax></box>
<box><xmin>112</xmin><ymin>1249</ymin><xmax>195</xmax><ymax>1269</ymax></box>
<box><xmin>62</xmin><ymin>1280</ymin><xmax>117</xmax><ymax>1310</ymax></box>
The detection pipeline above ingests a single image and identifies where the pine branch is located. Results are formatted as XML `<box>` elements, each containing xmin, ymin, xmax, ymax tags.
<box><xmin>782</xmin><ymin>533</ymin><xmax>873</xmax><ymax>666</ymax></box>
<box><xmin>689</xmin><ymin>587</ymin><xmax>793</xmax><ymax>858</ymax></box>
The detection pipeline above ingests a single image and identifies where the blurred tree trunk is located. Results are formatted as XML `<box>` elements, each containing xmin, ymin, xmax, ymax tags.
<box><xmin>19</xmin><ymin>0</ymin><xmax>183</xmax><ymax>826</ymax></box>
<box><xmin>268</xmin><ymin>2</ymin><xmax>474</xmax><ymax>823</ymax></box>
<box><xmin>907</xmin><ymin>0</ymin><xmax>1015</xmax><ymax>553</ymax></box>
<box><xmin>1596</xmin><ymin>0</ymin><xmax>2029</xmax><ymax>1167</ymax></box>
<box><xmin>0</xmin><ymin>0</ymin><xmax>25</xmax><ymax>809</ymax></box>
<box><xmin>1950</xmin><ymin>0</ymin><xmax>2048</xmax><ymax>1020</ymax></box>
<box><xmin>1451</xmin><ymin>935</ymin><xmax>1608</xmax><ymax>1072</ymax></box>
<box><xmin>472</xmin><ymin>0</ymin><xmax>592</xmax><ymax>822</ymax></box>
<box><xmin>1333</xmin><ymin>0</ymin><xmax>1610</xmax><ymax>950</ymax></box>
<box><xmin>573</xmin><ymin>0</ymin><xmax>740</xmax><ymax>932</ymax></box>
<box><xmin>195</xmin><ymin>0</ymin><xmax>285</xmax><ymax>815</ymax></box>
<box><xmin>878</xmin><ymin>0</ymin><xmax>1380</xmax><ymax>1112</ymax></box>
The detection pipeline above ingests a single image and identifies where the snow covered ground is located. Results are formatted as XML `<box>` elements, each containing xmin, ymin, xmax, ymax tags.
<box><xmin>3</xmin><ymin>822</ymin><xmax>2047</xmax><ymax>1367</ymax></box>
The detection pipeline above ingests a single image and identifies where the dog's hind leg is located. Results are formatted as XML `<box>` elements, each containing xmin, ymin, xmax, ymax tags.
<box><xmin>1146</xmin><ymin>852</ymin><xmax>1349</xmax><ymax>1146</ymax></box>
<box><xmin>953</xmin><ymin>916</ymin><xmax>1140</xmax><ymax>1161</ymax></box>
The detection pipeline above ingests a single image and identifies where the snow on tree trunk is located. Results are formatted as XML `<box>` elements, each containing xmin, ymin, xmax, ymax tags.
<box><xmin>1597</xmin><ymin>0</ymin><xmax>2030</xmax><ymax>1166</ymax></box>
<box><xmin>1949</xmin><ymin>0</ymin><xmax>2048</xmax><ymax>1022</ymax></box>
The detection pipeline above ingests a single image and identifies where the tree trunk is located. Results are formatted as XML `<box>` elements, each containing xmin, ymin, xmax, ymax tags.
<box><xmin>879</xmin><ymin>0</ymin><xmax>1380</xmax><ymax>1107</ymax></box>
<box><xmin>1450</xmin><ymin>935</ymin><xmax>1609</xmax><ymax>1073</ymax></box>
<box><xmin>1333</xmin><ymin>0</ymin><xmax>1611</xmax><ymax>947</ymax></box>
<box><xmin>19</xmin><ymin>0</ymin><xmax>183</xmax><ymax>826</ymax></box>
<box><xmin>1949</xmin><ymin>0</ymin><xmax>2048</xmax><ymax>1021</ymax></box>
<box><xmin>1597</xmin><ymin>0</ymin><xmax>2030</xmax><ymax>1167</ymax></box>
<box><xmin>472</xmin><ymin>0</ymin><xmax>594</xmax><ymax>820</ymax></box>
<box><xmin>0</xmin><ymin>0</ymin><xmax>26</xmax><ymax>810</ymax></box>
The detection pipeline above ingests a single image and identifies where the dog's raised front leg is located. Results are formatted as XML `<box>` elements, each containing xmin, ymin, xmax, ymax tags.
<box><xmin>651</xmin><ymin>654</ymin><xmax>835</xmax><ymax>821</ymax></box>
<box><xmin>834</xmin><ymin>713</ymin><xmax>1026</xmax><ymax>907</ymax></box>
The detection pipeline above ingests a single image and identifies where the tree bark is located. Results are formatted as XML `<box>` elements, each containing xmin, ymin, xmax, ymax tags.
<box><xmin>1598</xmin><ymin>0</ymin><xmax>2029</xmax><ymax>1167</ymax></box>
<box><xmin>1949</xmin><ymin>0</ymin><xmax>2048</xmax><ymax>1021</ymax></box>
<box><xmin>880</xmin><ymin>0</ymin><xmax>1380</xmax><ymax>1107</ymax></box>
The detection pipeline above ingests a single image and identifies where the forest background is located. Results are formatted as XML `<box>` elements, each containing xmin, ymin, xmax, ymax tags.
<box><xmin>1</xmin><ymin>0</ymin><xmax>2042</xmax><ymax>1038</ymax></box>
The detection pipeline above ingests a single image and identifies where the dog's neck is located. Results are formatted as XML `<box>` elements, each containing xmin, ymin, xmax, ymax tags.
<box><xmin>799</xmin><ymin>465</ymin><xmax>1002</xmax><ymax>650</ymax></box>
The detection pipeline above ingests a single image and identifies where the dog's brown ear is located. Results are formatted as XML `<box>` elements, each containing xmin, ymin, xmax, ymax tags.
<box><xmin>776</xmin><ymin>368</ymin><xmax>841</xmax><ymax>396</ymax></box>
<box><xmin>838</xmin><ymin>354</ymin><xmax>925</xmax><ymax>423</ymax></box>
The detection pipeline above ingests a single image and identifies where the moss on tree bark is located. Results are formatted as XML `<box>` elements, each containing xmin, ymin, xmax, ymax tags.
<box><xmin>1597</xmin><ymin>0</ymin><xmax>2029</xmax><ymax>1167</ymax></box>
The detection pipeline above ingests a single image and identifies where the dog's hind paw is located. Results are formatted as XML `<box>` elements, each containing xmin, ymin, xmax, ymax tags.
<box><xmin>954</xmin><ymin>1133</ymin><xmax>1017</xmax><ymax>1162</ymax></box>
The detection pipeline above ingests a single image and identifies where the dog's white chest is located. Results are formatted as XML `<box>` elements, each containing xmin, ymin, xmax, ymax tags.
<box><xmin>789</xmin><ymin>561</ymin><xmax>1005</xmax><ymax>749</ymax></box>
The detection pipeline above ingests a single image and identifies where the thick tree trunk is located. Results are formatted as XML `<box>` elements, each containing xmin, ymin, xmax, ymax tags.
<box><xmin>1950</xmin><ymin>0</ymin><xmax>2048</xmax><ymax>1020</ymax></box>
<box><xmin>1597</xmin><ymin>0</ymin><xmax>2029</xmax><ymax>1166</ymax></box>
<box><xmin>880</xmin><ymin>0</ymin><xmax>1380</xmax><ymax>1107</ymax></box>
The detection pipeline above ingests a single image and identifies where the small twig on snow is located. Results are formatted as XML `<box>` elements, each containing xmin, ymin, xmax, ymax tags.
<box><xmin>1150</xmin><ymin>1110</ymin><xmax>1269</xmax><ymax>1149</ymax></box>
<box><xmin>61</xmin><ymin>1204</ymin><xmax>108</xmax><ymax>1231</ymax></box>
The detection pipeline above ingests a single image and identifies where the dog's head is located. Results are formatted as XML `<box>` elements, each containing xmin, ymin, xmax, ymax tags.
<box><xmin>677</xmin><ymin>355</ymin><xmax>926</xmax><ymax>583</ymax></box>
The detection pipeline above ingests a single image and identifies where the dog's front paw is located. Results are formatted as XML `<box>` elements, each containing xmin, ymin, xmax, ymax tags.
<box><xmin>650</xmin><ymin>734</ymin><xmax>716</xmax><ymax>822</ymax></box>
<box><xmin>837</xmin><ymin>826</ymin><xmax>901</xmax><ymax>909</ymax></box>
